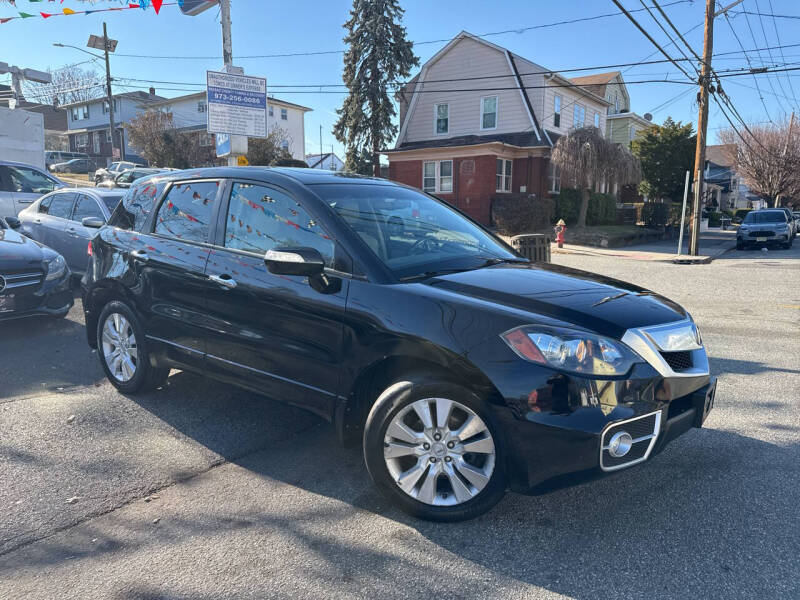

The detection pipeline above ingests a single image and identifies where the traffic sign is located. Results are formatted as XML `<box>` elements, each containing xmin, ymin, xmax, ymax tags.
<box><xmin>206</xmin><ymin>70</ymin><xmax>267</xmax><ymax>138</ymax></box>
<box><xmin>215</xmin><ymin>133</ymin><xmax>231</xmax><ymax>158</ymax></box>
<box><xmin>237</xmin><ymin>155</ymin><xmax>249</xmax><ymax>166</ymax></box>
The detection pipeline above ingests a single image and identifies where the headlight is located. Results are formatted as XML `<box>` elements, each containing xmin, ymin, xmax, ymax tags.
<box><xmin>45</xmin><ymin>255</ymin><xmax>66</xmax><ymax>281</ymax></box>
<box><xmin>501</xmin><ymin>325</ymin><xmax>642</xmax><ymax>376</ymax></box>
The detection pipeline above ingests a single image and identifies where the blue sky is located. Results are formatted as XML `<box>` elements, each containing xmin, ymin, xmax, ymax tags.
<box><xmin>2</xmin><ymin>0</ymin><xmax>799</xmax><ymax>158</ymax></box>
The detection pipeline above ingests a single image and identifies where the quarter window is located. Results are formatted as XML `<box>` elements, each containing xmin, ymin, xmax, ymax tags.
<box><xmin>496</xmin><ymin>159</ymin><xmax>512</xmax><ymax>192</ymax></box>
<box><xmin>154</xmin><ymin>181</ymin><xmax>218</xmax><ymax>242</ymax></box>
<box><xmin>553</xmin><ymin>94</ymin><xmax>562</xmax><ymax>128</ymax></box>
<box><xmin>481</xmin><ymin>96</ymin><xmax>498</xmax><ymax>129</ymax></box>
<box><xmin>223</xmin><ymin>183</ymin><xmax>334</xmax><ymax>266</ymax></box>
<box><xmin>435</xmin><ymin>103</ymin><xmax>449</xmax><ymax>134</ymax></box>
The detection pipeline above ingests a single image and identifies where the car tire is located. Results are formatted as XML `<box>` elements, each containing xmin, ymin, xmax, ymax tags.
<box><xmin>96</xmin><ymin>300</ymin><xmax>169</xmax><ymax>394</ymax></box>
<box><xmin>363</xmin><ymin>374</ymin><xmax>507</xmax><ymax>522</ymax></box>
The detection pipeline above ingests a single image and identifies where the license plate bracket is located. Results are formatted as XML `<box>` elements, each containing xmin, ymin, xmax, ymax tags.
<box><xmin>756</xmin><ymin>236</ymin><xmax>767</xmax><ymax>242</ymax></box>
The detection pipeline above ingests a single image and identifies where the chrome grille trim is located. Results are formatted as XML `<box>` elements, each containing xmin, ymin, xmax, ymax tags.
<box><xmin>622</xmin><ymin>318</ymin><xmax>709</xmax><ymax>380</ymax></box>
<box><xmin>600</xmin><ymin>411</ymin><xmax>662</xmax><ymax>472</ymax></box>
<box><xmin>0</xmin><ymin>271</ymin><xmax>42</xmax><ymax>291</ymax></box>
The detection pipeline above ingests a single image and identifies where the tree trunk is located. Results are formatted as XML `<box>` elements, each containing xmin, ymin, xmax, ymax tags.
<box><xmin>577</xmin><ymin>187</ymin><xmax>590</xmax><ymax>229</ymax></box>
<box><xmin>774</xmin><ymin>194</ymin><xmax>781</xmax><ymax>208</ymax></box>
<box><xmin>372</xmin><ymin>141</ymin><xmax>380</xmax><ymax>178</ymax></box>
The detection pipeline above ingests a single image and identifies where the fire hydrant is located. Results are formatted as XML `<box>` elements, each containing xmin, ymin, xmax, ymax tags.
<box><xmin>554</xmin><ymin>219</ymin><xmax>566</xmax><ymax>249</ymax></box>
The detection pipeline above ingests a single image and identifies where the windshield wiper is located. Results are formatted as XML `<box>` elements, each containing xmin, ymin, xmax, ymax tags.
<box><xmin>593</xmin><ymin>292</ymin><xmax>629</xmax><ymax>306</ymax></box>
<box><xmin>474</xmin><ymin>257</ymin><xmax>529</xmax><ymax>268</ymax></box>
<box><xmin>399</xmin><ymin>268</ymin><xmax>473</xmax><ymax>282</ymax></box>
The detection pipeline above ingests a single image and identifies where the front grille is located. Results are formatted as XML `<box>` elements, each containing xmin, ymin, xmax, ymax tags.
<box><xmin>600</xmin><ymin>411</ymin><xmax>661</xmax><ymax>471</ymax></box>
<box><xmin>749</xmin><ymin>230</ymin><xmax>775</xmax><ymax>238</ymax></box>
<box><xmin>0</xmin><ymin>270</ymin><xmax>43</xmax><ymax>295</ymax></box>
<box><xmin>660</xmin><ymin>350</ymin><xmax>693</xmax><ymax>371</ymax></box>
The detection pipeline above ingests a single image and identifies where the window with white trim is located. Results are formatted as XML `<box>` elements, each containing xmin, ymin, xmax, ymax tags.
<box><xmin>102</xmin><ymin>99</ymin><xmax>117</xmax><ymax>114</ymax></box>
<box><xmin>594</xmin><ymin>112</ymin><xmax>600</xmax><ymax>129</ymax></box>
<box><xmin>548</xmin><ymin>162</ymin><xmax>561</xmax><ymax>194</ymax></box>
<box><xmin>422</xmin><ymin>160</ymin><xmax>453</xmax><ymax>193</ymax></box>
<box><xmin>496</xmin><ymin>158</ymin><xmax>512</xmax><ymax>192</ymax></box>
<box><xmin>280</xmin><ymin>108</ymin><xmax>288</xmax><ymax>120</ymax></box>
<box><xmin>75</xmin><ymin>133</ymin><xmax>89</xmax><ymax>148</ymax></box>
<box><xmin>629</xmin><ymin>125</ymin><xmax>636</xmax><ymax>144</ymax></box>
<box><xmin>480</xmin><ymin>96</ymin><xmax>497</xmax><ymax>130</ymax></box>
<box><xmin>573</xmin><ymin>104</ymin><xmax>586</xmax><ymax>128</ymax></box>
<box><xmin>434</xmin><ymin>103</ymin><xmax>449</xmax><ymax>134</ymax></box>
<box><xmin>553</xmin><ymin>94</ymin><xmax>562</xmax><ymax>128</ymax></box>
<box><xmin>105</xmin><ymin>130</ymin><xmax>112</xmax><ymax>143</ymax></box>
<box><xmin>269</xmin><ymin>105</ymin><xmax>274</xmax><ymax>117</ymax></box>
<box><xmin>197</xmin><ymin>102</ymin><xmax>206</xmax><ymax>113</ymax></box>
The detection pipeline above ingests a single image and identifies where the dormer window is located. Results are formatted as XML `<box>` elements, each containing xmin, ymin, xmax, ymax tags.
<box><xmin>435</xmin><ymin>103</ymin><xmax>449</xmax><ymax>135</ymax></box>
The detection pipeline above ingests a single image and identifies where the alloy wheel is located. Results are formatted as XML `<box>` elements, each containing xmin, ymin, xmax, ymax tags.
<box><xmin>101</xmin><ymin>313</ymin><xmax>138</xmax><ymax>382</ymax></box>
<box><xmin>383</xmin><ymin>398</ymin><xmax>496</xmax><ymax>506</ymax></box>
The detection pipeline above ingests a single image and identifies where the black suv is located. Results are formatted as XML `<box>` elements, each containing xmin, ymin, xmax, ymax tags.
<box><xmin>82</xmin><ymin>168</ymin><xmax>716</xmax><ymax>521</ymax></box>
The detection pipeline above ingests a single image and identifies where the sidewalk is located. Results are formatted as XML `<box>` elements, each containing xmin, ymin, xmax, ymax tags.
<box><xmin>552</xmin><ymin>229</ymin><xmax>737</xmax><ymax>263</ymax></box>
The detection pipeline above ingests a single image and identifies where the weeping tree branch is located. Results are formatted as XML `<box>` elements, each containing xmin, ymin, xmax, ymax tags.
<box><xmin>551</xmin><ymin>127</ymin><xmax>641</xmax><ymax>228</ymax></box>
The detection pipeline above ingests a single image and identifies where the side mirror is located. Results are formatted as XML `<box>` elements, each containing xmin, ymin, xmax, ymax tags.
<box><xmin>82</xmin><ymin>216</ymin><xmax>104</xmax><ymax>229</ymax></box>
<box><xmin>264</xmin><ymin>246</ymin><xmax>325</xmax><ymax>277</ymax></box>
<box><xmin>5</xmin><ymin>216</ymin><xmax>21</xmax><ymax>230</ymax></box>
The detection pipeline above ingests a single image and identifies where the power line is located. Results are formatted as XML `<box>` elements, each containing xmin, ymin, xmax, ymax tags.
<box><xmin>651</xmin><ymin>0</ymin><xmax>707</xmax><ymax>67</ymax></box>
<box><xmin>752</xmin><ymin>0</ymin><xmax>793</xmax><ymax>110</ymax></box>
<box><xmin>741</xmin><ymin>2</ymin><xmax>788</xmax><ymax>114</ymax></box>
<box><xmin>723</xmin><ymin>12</ymin><xmax>773</xmax><ymax>121</ymax></box>
<box><xmin>638</xmin><ymin>0</ymin><xmax>701</xmax><ymax>77</ymax></box>
<box><xmin>767</xmin><ymin>0</ymin><xmax>800</xmax><ymax>109</ymax></box>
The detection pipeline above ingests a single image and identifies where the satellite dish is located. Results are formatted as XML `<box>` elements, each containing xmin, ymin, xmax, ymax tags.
<box><xmin>644</xmin><ymin>113</ymin><xmax>653</xmax><ymax>121</ymax></box>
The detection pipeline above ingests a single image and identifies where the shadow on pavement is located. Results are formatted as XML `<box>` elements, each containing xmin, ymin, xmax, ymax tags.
<box><xmin>2</xmin><ymin>369</ymin><xmax>797</xmax><ymax>598</ymax></box>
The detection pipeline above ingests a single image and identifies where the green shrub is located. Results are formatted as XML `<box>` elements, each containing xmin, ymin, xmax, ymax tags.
<box><xmin>707</xmin><ymin>211</ymin><xmax>722</xmax><ymax>227</ymax></box>
<box><xmin>734</xmin><ymin>209</ymin><xmax>751</xmax><ymax>221</ymax></box>
<box><xmin>492</xmin><ymin>196</ymin><xmax>555</xmax><ymax>235</ymax></box>
<box><xmin>554</xmin><ymin>189</ymin><xmax>581</xmax><ymax>225</ymax></box>
<box><xmin>641</xmin><ymin>202</ymin><xmax>670</xmax><ymax>227</ymax></box>
<box><xmin>554</xmin><ymin>189</ymin><xmax>616</xmax><ymax>226</ymax></box>
<box><xmin>669</xmin><ymin>202</ymin><xmax>688</xmax><ymax>226</ymax></box>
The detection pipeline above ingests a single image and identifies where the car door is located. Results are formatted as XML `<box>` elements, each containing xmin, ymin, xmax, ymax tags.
<box><xmin>3</xmin><ymin>165</ymin><xmax>61</xmax><ymax>215</ymax></box>
<box><xmin>20</xmin><ymin>193</ymin><xmax>53</xmax><ymax>240</ymax></box>
<box><xmin>36</xmin><ymin>192</ymin><xmax>76</xmax><ymax>253</ymax></box>
<box><xmin>65</xmin><ymin>194</ymin><xmax>106</xmax><ymax>274</ymax></box>
<box><xmin>203</xmin><ymin>180</ymin><xmax>349</xmax><ymax>417</ymax></box>
<box><xmin>132</xmin><ymin>178</ymin><xmax>222</xmax><ymax>371</ymax></box>
<box><xmin>0</xmin><ymin>167</ymin><xmax>15</xmax><ymax>219</ymax></box>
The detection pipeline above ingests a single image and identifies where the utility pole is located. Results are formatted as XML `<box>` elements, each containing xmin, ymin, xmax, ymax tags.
<box><xmin>220</xmin><ymin>0</ymin><xmax>233</xmax><ymax>68</ymax></box>
<box><xmin>689</xmin><ymin>0</ymin><xmax>716</xmax><ymax>256</ymax></box>
<box><xmin>102</xmin><ymin>22</ymin><xmax>119</xmax><ymax>162</ymax></box>
<box><xmin>319</xmin><ymin>125</ymin><xmax>324</xmax><ymax>168</ymax></box>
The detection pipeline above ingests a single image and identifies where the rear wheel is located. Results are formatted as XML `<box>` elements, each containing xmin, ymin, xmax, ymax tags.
<box><xmin>363</xmin><ymin>375</ymin><xmax>506</xmax><ymax>521</ymax></box>
<box><xmin>96</xmin><ymin>300</ymin><xmax>169</xmax><ymax>393</ymax></box>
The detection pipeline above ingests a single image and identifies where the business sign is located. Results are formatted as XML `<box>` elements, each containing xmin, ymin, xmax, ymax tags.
<box><xmin>215</xmin><ymin>133</ymin><xmax>231</xmax><ymax>158</ymax></box>
<box><xmin>206</xmin><ymin>70</ymin><xmax>267</xmax><ymax>138</ymax></box>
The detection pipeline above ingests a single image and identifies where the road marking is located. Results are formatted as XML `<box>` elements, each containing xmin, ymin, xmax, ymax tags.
<box><xmin>778</xmin><ymin>304</ymin><xmax>800</xmax><ymax>309</ymax></box>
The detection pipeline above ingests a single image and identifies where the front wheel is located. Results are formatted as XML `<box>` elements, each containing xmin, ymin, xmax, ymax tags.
<box><xmin>96</xmin><ymin>300</ymin><xmax>169</xmax><ymax>393</ymax></box>
<box><xmin>363</xmin><ymin>375</ymin><xmax>506</xmax><ymax>521</ymax></box>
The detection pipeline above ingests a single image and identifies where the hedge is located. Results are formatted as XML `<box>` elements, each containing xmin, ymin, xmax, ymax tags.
<box><xmin>554</xmin><ymin>189</ymin><xmax>616</xmax><ymax>226</ymax></box>
<box><xmin>641</xmin><ymin>202</ymin><xmax>670</xmax><ymax>227</ymax></box>
<box><xmin>707</xmin><ymin>211</ymin><xmax>722</xmax><ymax>227</ymax></box>
<box><xmin>491</xmin><ymin>196</ymin><xmax>555</xmax><ymax>235</ymax></box>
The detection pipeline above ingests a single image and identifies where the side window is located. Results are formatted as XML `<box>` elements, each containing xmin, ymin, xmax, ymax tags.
<box><xmin>110</xmin><ymin>180</ymin><xmax>167</xmax><ymax>231</ymax></box>
<box><xmin>154</xmin><ymin>181</ymin><xmax>218</xmax><ymax>242</ymax></box>
<box><xmin>72</xmin><ymin>195</ymin><xmax>105</xmax><ymax>222</ymax></box>
<box><xmin>7</xmin><ymin>167</ymin><xmax>58</xmax><ymax>194</ymax></box>
<box><xmin>223</xmin><ymin>182</ymin><xmax>334</xmax><ymax>266</ymax></box>
<box><xmin>48</xmin><ymin>194</ymin><xmax>76</xmax><ymax>219</ymax></box>
<box><xmin>39</xmin><ymin>195</ymin><xmax>53</xmax><ymax>214</ymax></box>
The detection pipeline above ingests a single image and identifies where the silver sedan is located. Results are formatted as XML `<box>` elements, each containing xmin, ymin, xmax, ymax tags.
<box><xmin>16</xmin><ymin>188</ymin><xmax>124</xmax><ymax>276</ymax></box>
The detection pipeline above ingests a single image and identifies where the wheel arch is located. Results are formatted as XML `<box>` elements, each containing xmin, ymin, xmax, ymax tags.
<box><xmin>334</xmin><ymin>351</ymin><xmax>505</xmax><ymax>448</ymax></box>
<box><xmin>84</xmin><ymin>280</ymin><xmax>137</xmax><ymax>349</ymax></box>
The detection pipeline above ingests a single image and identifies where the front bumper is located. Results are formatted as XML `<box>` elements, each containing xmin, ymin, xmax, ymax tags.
<box><xmin>0</xmin><ymin>269</ymin><xmax>73</xmax><ymax>322</ymax></box>
<box><xmin>492</xmin><ymin>377</ymin><xmax>716</xmax><ymax>494</ymax></box>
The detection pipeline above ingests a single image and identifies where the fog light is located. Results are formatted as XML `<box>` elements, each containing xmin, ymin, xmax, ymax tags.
<box><xmin>608</xmin><ymin>431</ymin><xmax>633</xmax><ymax>457</ymax></box>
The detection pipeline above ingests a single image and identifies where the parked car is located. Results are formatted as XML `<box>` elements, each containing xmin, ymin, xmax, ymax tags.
<box><xmin>94</xmin><ymin>161</ymin><xmax>138</xmax><ymax>185</ymax></box>
<box><xmin>736</xmin><ymin>209</ymin><xmax>793</xmax><ymax>249</ymax></box>
<box><xmin>50</xmin><ymin>158</ymin><xmax>94</xmax><ymax>174</ymax></box>
<box><xmin>17</xmin><ymin>188</ymin><xmax>124</xmax><ymax>277</ymax></box>
<box><xmin>46</xmin><ymin>151</ymin><xmax>90</xmax><ymax>171</ymax></box>
<box><xmin>96</xmin><ymin>168</ymin><xmax>164</xmax><ymax>190</ymax></box>
<box><xmin>0</xmin><ymin>161</ymin><xmax>64</xmax><ymax>218</ymax></box>
<box><xmin>0</xmin><ymin>216</ymin><xmax>73</xmax><ymax>321</ymax></box>
<box><xmin>776</xmin><ymin>207</ymin><xmax>797</xmax><ymax>238</ymax></box>
<box><xmin>82</xmin><ymin>167</ymin><xmax>716</xmax><ymax>521</ymax></box>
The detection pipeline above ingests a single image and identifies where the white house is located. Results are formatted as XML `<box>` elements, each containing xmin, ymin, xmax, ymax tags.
<box><xmin>145</xmin><ymin>91</ymin><xmax>312</xmax><ymax>161</ymax></box>
<box><xmin>306</xmin><ymin>152</ymin><xmax>345</xmax><ymax>171</ymax></box>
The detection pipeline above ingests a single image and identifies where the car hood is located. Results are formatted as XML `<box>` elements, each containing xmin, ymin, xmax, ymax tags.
<box><xmin>428</xmin><ymin>262</ymin><xmax>687</xmax><ymax>339</ymax></box>
<box><xmin>0</xmin><ymin>228</ymin><xmax>54</xmax><ymax>270</ymax></box>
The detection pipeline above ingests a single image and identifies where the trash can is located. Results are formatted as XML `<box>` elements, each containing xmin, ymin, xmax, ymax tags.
<box><xmin>510</xmin><ymin>234</ymin><xmax>551</xmax><ymax>263</ymax></box>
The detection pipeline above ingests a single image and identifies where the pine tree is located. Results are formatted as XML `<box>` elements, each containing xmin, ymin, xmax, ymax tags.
<box><xmin>334</xmin><ymin>0</ymin><xmax>418</xmax><ymax>176</ymax></box>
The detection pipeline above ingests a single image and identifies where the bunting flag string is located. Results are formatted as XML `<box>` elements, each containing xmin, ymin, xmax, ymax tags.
<box><xmin>0</xmin><ymin>0</ymin><xmax>214</xmax><ymax>22</ymax></box>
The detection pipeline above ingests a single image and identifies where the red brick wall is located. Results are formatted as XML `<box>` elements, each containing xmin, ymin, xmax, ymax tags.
<box><xmin>388</xmin><ymin>154</ymin><xmax>550</xmax><ymax>225</ymax></box>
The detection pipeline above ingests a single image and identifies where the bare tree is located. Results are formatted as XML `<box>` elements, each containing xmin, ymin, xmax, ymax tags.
<box><xmin>22</xmin><ymin>65</ymin><xmax>104</xmax><ymax>106</ymax></box>
<box><xmin>551</xmin><ymin>126</ymin><xmax>641</xmax><ymax>228</ymax></box>
<box><xmin>718</xmin><ymin>118</ymin><xmax>800</xmax><ymax>207</ymax></box>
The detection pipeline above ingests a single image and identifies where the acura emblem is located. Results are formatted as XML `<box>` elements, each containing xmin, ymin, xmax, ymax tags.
<box><xmin>0</xmin><ymin>275</ymin><xmax>5</xmax><ymax>293</ymax></box>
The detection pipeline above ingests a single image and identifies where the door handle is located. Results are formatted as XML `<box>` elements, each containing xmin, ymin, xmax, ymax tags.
<box><xmin>130</xmin><ymin>250</ymin><xmax>149</xmax><ymax>262</ymax></box>
<box><xmin>208</xmin><ymin>273</ymin><xmax>237</xmax><ymax>289</ymax></box>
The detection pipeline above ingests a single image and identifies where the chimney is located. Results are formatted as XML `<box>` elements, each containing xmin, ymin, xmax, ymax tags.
<box><xmin>149</xmin><ymin>87</ymin><xmax>156</xmax><ymax>96</ymax></box>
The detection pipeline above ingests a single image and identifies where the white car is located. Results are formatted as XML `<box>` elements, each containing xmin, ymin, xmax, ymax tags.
<box><xmin>0</xmin><ymin>161</ymin><xmax>64</xmax><ymax>218</ymax></box>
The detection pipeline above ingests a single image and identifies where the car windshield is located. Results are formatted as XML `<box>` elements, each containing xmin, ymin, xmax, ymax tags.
<box><xmin>100</xmin><ymin>195</ymin><xmax>123</xmax><ymax>212</ymax></box>
<box><xmin>314</xmin><ymin>183</ymin><xmax>520</xmax><ymax>280</ymax></box>
<box><xmin>744</xmin><ymin>211</ymin><xmax>786</xmax><ymax>224</ymax></box>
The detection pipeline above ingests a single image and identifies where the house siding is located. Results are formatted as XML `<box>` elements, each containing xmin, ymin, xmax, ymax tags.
<box><xmin>542</xmin><ymin>81</ymin><xmax>607</xmax><ymax>135</ymax></box>
<box><xmin>403</xmin><ymin>37</ymin><xmax>533</xmax><ymax>144</ymax></box>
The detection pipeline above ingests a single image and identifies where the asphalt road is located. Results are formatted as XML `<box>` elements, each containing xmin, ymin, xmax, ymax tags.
<box><xmin>1</xmin><ymin>244</ymin><xmax>798</xmax><ymax>599</ymax></box>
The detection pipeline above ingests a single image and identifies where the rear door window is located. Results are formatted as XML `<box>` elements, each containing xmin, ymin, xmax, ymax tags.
<box><xmin>110</xmin><ymin>180</ymin><xmax>166</xmax><ymax>231</ymax></box>
<box><xmin>38</xmin><ymin>195</ymin><xmax>54</xmax><ymax>214</ymax></box>
<box><xmin>48</xmin><ymin>193</ymin><xmax>76</xmax><ymax>219</ymax></box>
<box><xmin>153</xmin><ymin>181</ymin><xmax>219</xmax><ymax>242</ymax></box>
